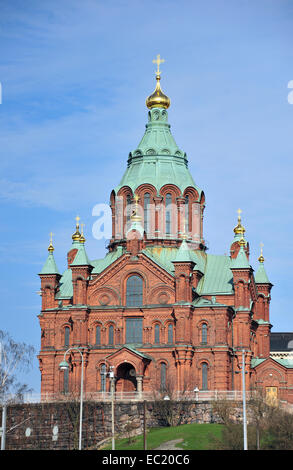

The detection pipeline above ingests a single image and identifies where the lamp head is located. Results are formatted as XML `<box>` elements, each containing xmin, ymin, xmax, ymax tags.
<box><xmin>59</xmin><ymin>360</ymin><xmax>69</xmax><ymax>370</ymax></box>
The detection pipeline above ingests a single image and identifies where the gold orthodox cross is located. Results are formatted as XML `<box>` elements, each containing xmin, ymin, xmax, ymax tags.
<box><xmin>153</xmin><ymin>54</ymin><xmax>165</xmax><ymax>76</ymax></box>
<box><xmin>260</xmin><ymin>242</ymin><xmax>264</xmax><ymax>256</ymax></box>
<box><xmin>49</xmin><ymin>231</ymin><xmax>53</xmax><ymax>243</ymax></box>
<box><xmin>75</xmin><ymin>215</ymin><xmax>80</xmax><ymax>228</ymax></box>
<box><xmin>80</xmin><ymin>223</ymin><xmax>85</xmax><ymax>235</ymax></box>
<box><xmin>237</xmin><ymin>208</ymin><xmax>242</xmax><ymax>223</ymax></box>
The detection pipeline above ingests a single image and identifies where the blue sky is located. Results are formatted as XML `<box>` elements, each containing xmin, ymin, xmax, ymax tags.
<box><xmin>0</xmin><ymin>0</ymin><xmax>293</xmax><ymax>393</ymax></box>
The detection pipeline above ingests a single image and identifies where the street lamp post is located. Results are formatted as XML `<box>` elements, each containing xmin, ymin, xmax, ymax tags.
<box><xmin>101</xmin><ymin>362</ymin><xmax>115</xmax><ymax>450</ymax></box>
<box><xmin>242</xmin><ymin>349</ymin><xmax>248</xmax><ymax>451</ymax></box>
<box><xmin>59</xmin><ymin>347</ymin><xmax>84</xmax><ymax>451</ymax></box>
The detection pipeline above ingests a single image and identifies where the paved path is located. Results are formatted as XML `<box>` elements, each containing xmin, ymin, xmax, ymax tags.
<box><xmin>154</xmin><ymin>439</ymin><xmax>184</xmax><ymax>450</ymax></box>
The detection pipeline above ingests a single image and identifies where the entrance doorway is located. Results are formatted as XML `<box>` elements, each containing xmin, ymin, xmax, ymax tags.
<box><xmin>116</xmin><ymin>363</ymin><xmax>137</xmax><ymax>392</ymax></box>
<box><xmin>266</xmin><ymin>386</ymin><xmax>278</xmax><ymax>405</ymax></box>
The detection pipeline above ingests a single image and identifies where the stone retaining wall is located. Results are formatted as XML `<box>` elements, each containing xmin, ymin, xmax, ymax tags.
<box><xmin>1</xmin><ymin>400</ymin><xmax>217</xmax><ymax>450</ymax></box>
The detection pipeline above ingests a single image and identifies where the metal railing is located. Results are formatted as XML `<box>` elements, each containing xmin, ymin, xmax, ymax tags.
<box><xmin>1</xmin><ymin>390</ymin><xmax>265</xmax><ymax>404</ymax></box>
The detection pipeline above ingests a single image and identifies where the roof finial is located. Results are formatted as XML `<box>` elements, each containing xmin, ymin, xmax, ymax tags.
<box><xmin>258</xmin><ymin>242</ymin><xmax>265</xmax><ymax>263</ymax></box>
<box><xmin>234</xmin><ymin>208</ymin><xmax>246</xmax><ymax>236</ymax></box>
<box><xmin>146</xmin><ymin>55</ymin><xmax>170</xmax><ymax>110</ymax></box>
<box><xmin>72</xmin><ymin>215</ymin><xmax>81</xmax><ymax>241</ymax></box>
<box><xmin>80</xmin><ymin>223</ymin><xmax>86</xmax><ymax>244</ymax></box>
<box><xmin>153</xmin><ymin>54</ymin><xmax>165</xmax><ymax>77</ymax></box>
<box><xmin>48</xmin><ymin>232</ymin><xmax>54</xmax><ymax>253</ymax></box>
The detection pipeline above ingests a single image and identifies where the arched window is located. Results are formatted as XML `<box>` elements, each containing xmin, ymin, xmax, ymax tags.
<box><xmin>201</xmin><ymin>324</ymin><xmax>207</xmax><ymax>344</ymax></box>
<box><xmin>96</xmin><ymin>325</ymin><xmax>101</xmax><ymax>345</ymax></box>
<box><xmin>160</xmin><ymin>363</ymin><xmax>167</xmax><ymax>391</ymax></box>
<box><xmin>126</xmin><ymin>275</ymin><xmax>143</xmax><ymax>307</ymax></box>
<box><xmin>165</xmin><ymin>193</ymin><xmax>172</xmax><ymax>235</ymax></box>
<box><xmin>154</xmin><ymin>324</ymin><xmax>160</xmax><ymax>344</ymax></box>
<box><xmin>185</xmin><ymin>195</ymin><xmax>189</xmax><ymax>233</ymax></box>
<box><xmin>144</xmin><ymin>192</ymin><xmax>150</xmax><ymax>234</ymax></box>
<box><xmin>201</xmin><ymin>363</ymin><xmax>208</xmax><ymax>390</ymax></box>
<box><xmin>64</xmin><ymin>327</ymin><xmax>70</xmax><ymax>348</ymax></box>
<box><xmin>100</xmin><ymin>364</ymin><xmax>107</xmax><ymax>392</ymax></box>
<box><xmin>167</xmin><ymin>324</ymin><xmax>173</xmax><ymax>344</ymax></box>
<box><xmin>108</xmin><ymin>325</ymin><xmax>114</xmax><ymax>346</ymax></box>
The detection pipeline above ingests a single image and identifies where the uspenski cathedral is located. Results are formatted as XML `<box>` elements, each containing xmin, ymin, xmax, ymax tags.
<box><xmin>38</xmin><ymin>56</ymin><xmax>293</xmax><ymax>403</ymax></box>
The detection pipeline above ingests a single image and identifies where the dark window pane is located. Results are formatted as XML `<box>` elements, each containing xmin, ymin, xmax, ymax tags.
<box><xmin>144</xmin><ymin>193</ymin><xmax>150</xmax><ymax>233</ymax></box>
<box><xmin>64</xmin><ymin>368</ymin><xmax>69</xmax><ymax>393</ymax></box>
<box><xmin>202</xmin><ymin>363</ymin><xmax>208</xmax><ymax>390</ymax></box>
<box><xmin>167</xmin><ymin>324</ymin><xmax>173</xmax><ymax>344</ymax></box>
<box><xmin>154</xmin><ymin>324</ymin><xmax>160</xmax><ymax>344</ymax></box>
<box><xmin>126</xmin><ymin>275</ymin><xmax>143</xmax><ymax>307</ymax></box>
<box><xmin>101</xmin><ymin>364</ymin><xmax>106</xmax><ymax>392</ymax></box>
<box><xmin>96</xmin><ymin>326</ymin><xmax>101</xmax><ymax>345</ymax></box>
<box><xmin>165</xmin><ymin>193</ymin><xmax>172</xmax><ymax>235</ymax></box>
<box><xmin>185</xmin><ymin>195</ymin><xmax>189</xmax><ymax>232</ymax></box>
<box><xmin>160</xmin><ymin>363</ymin><xmax>166</xmax><ymax>390</ymax></box>
<box><xmin>109</xmin><ymin>325</ymin><xmax>114</xmax><ymax>345</ymax></box>
<box><xmin>126</xmin><ymin>318</ymin><xmax>143</xmax><ymax>343</ymax></box>
<box><xmin>202</xmin><ymin>324</ymin><xmax>207</xmax><ymax>344</ymax></box>
<box><xmin>64</xmin><ymin>327</ymin><xmax>70</xmax><ymax>347</ymax></box>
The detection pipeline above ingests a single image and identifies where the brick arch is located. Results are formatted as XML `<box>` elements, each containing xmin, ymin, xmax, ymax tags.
<box><xmin>258</xmin><ymin>366</ymin><xmax>285</xmax><ymax>383</ymax></box>
<box><xmin>88</xmin><ymin>286</ymin><xmax>121</xmax><ymax>306</ymax></box>
<box><xmin>160</xmin><ymin>184</ymin><xmax>181</xmax><ymax>198</ymax></box>
<box><xmin>183</xmin><ymin>186</ymin><xmax>200</xmax><ymax>202</ymax></box>
<box><xmin>148</xmin><ymin>284</ymin><xmax>174</xmax><ymax>305</ymax></box>
<box><xmin>135</xmin><ymin>183</ymin><xmax>157</xmax><ymax>198</ymax></box>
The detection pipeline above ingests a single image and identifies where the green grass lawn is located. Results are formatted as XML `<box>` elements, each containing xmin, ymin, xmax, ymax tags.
<box><xmin>103</xmin><ymin>423</ymin><xmax>223</xmax><ymax>450</ymax></box>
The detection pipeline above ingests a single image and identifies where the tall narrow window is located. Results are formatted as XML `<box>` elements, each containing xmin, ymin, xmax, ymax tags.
<box><xmin>63</xmin><ymin>368</ymin><xmax>69</xmax><ymax>393</ymax></box>
<box><xmin>126</xmin><ymin>318</ymin><xmax>143</xmax><ymax>344</ymax></box>
<box><xmin>202</xmin><ymin>363</ymin><xmax>208</xmax><ymax>390</ymax></box>
<box><xmin>100</xmin><ymin>364</ymin><xmax>106</xmax><ymax>392</ymax></box>
<box><xmin>108</xmin><ymin>325</ymin><xmax>114</xmax><ymax>346</ymax></box>
<box><xmin>167</xmin><ymin>324</ymin><xmax>173</xmax><ymax>344</ymax></box>
<box><xmin>64</xmin><ymin>327</ymin><xmax>70</xmax><ymax>347</ymax></box>
<box><xmin>144</xmin><ymin>192</ymin><xmax>150</xmax><ymax>234</ymax></box>
<box><xmin>185</xmin><ymin>195</ymin><xmax>189</xmax><ymax>233</ymax></box>
<box><xmin>126</xmin><ymin>275</ymin><xmax>143</xmax><ymax>307</ymax></box>
<box><xmin>165</xmin><ymin>193</ymin><xmax>172</xmax><ymax>235</ymax></box>
<box><xmin>96</xmin><ymin>325</ymin><xmax>101</xmax><ymax>345</ymax></box>
<box><xmin>160</xmin><ymin>363</ymin><xmax>167</xmax><ymax>391</ymax></box>
<box><xmin>154</xmin><ymin>324</ymin><xmax>160</xmax><ymax>344</ymax></box>
<box><xmin>126</xmin><ymin>194</ymin><xmax>132</xmax><ymax>223</ymax></box>
<box><xmin>201</xmin><ymin>324</ymin><xmax>207</xmax><ymax>344</ymax></box>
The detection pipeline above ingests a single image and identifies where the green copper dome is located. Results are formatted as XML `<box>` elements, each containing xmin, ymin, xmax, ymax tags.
<box><xmin>115</xmin><ymin>107</ymin><xmax>202</xmax><ymax>197</ymax></box>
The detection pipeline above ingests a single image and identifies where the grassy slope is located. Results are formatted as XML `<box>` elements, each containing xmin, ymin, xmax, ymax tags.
<box><xmin>103</xmin><ymin>423</ymin><xmax>223</xmax><ymax>450</ymax></box>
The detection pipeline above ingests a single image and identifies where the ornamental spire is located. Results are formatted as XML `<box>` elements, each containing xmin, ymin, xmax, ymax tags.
<box><xmin>233</xmin><ymin>208</ymin><xmax>246</xmax><ymax>236</ymax></box>
<box><xmin>258</xmin><ymin>242</ymin><xmax>265</xmax><ymax>263</ymax></box>
<box><xmin>146</xmin><ymin>54</ymin><xmax>170</xmax><ymax>110</ymax></box>
<box><xmin>72</xmin><ymin>215</ymin><xmax>81</xmax><ymax>242</ymax></box>
<box><xmin>48</xmin><ymin>232</ymin><xmax>54</xmax><ymax>252</ymax></box>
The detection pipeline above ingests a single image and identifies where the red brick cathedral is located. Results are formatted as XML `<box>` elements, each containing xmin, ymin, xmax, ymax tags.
<box><xmin>38</xmin><ymin>59</ymin><xmax>293</xmax><ymax>403</ymax></box>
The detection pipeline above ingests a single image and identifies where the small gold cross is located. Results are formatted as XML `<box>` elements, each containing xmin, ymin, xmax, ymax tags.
<box><xmin>152</xmin><ymin>54</ymin><xmax>165</xmax><ymax>76</ymax></box>
<box><xmin>49</xmin><ymin>231</ymin><xmax>54</xmax><ymax>243</ymax></box>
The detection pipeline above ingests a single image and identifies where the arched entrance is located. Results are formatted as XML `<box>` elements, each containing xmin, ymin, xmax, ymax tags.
<box><xmin>115</xmin><ymin>363</ymin><xmax>137</xmax><ymax>392</ymax></box>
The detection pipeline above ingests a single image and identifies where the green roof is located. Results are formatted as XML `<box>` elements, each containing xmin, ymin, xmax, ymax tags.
<box><xmin>114</xmin><ymin>107</ymin><xmax>202</xmax><ymax>196</ymax></box>
<box><xmin>173</xmin><ymin>240</ymin><xmax>196</xmax><ymax>263</ymax></box>
<box><xmin>197</xmin><ymin>254</ymin><xmax>234</xmax><ymax>295</ymax></box>
<box><xmin>70</xmin><ymin>244</ymin><xmax>92</xmax><ymax>267</ymax></box>
<box><xmin>255</xmin><ymin>262</ymin><xmax>270</xmax><ymax>284</ymax></box>
<box><xmin>230</xmin><ymin>245</ymin><xmax>250</xmax><ymax>269</ymax></box>
<box><xmin>56</xmin><ymin>269</ymin><xmax>73</xmax><ymax>299</ymax></box>
<box><xmin>91</xmin><ymin>246</ymin><xmax>125</xmax><ymax>274</ymax></box>
<box><xmin>39</xmin><ymin>253</ymin><xmax>60</xmax><ymax>275</ymax></box>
